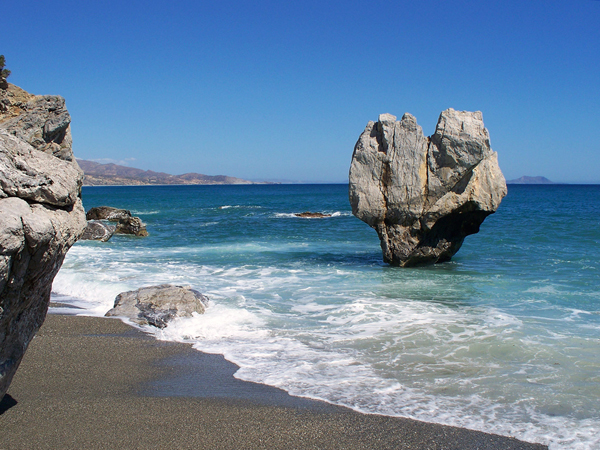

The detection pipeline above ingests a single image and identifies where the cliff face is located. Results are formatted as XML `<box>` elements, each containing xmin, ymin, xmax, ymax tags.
<box><xmin>0</xmin><ymin>83</ymin><xmax>86</xmax><ymax>397</ymax></box>
<box><xmin>349</xmin><ymin>109</ymin><xmax>506</xmax><ymax>266</ymax></box>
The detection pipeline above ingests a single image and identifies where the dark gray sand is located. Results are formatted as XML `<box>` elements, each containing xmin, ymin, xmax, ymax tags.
<box><xmin>1</xmin><ymin>314</ymin><xmax>547</xmax><ymax>449</ymax></box>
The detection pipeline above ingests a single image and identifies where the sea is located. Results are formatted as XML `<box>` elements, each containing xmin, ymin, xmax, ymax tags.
<box><xmin>51</xmin><ymin>183</ymin><xmax>600</xmax><ymax>450</ymax></box>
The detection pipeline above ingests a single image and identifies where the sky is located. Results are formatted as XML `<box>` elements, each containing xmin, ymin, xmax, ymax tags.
<box><xmin>4</xmin><ymin>0</ymin><xmax>600</xmax><ymax>183</ymax></box>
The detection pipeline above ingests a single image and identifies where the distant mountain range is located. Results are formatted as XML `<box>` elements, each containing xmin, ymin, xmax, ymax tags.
<box><xmin>506</xmin><ymin>176</ymin><xmax>554</xmax><ymax>185</ymax></box>
<box><xmin>77</xmin><ymin>159</ymin><xmax>271</xmax><ymax>186</ymax></box>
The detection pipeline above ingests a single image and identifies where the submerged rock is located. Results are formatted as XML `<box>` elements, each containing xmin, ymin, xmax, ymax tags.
<box><xmin>85</xmin><ymin>206</ymin><xmax>132</xmax><ymax>221</ymax></box>
<box><xmin>349</xmin><ymin>109</ymin><xmax>506</xmax><ymax>267</ymax></box>
<box><xmin>0</xmin><ymin>83</ymin><xmax>86</xmax><ymax>398</ymax></box>
<box><xmin>294</xmin><ymin>212</ymin><xmax>332</xmax><ymax>218</ymax></box>
<box><xmin>114</xmin><ymin>216</ymin><xmax>148</xmax><ymax>237</ymax></box>
<box><xmin>105</xmin><ymin>284</ymin><xmax>208</xmax><ymax>328</ymax></box>
<box><xmin>80</xmin><ymin>220</ymin><xmax>115</xmax><ymax>242</ymax></box>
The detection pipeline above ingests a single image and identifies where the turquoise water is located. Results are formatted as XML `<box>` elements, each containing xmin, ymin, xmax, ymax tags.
<box><xmin>52</xmin><ymin>184</ymin><xmax>600</xmax><ymax>449</ymax></box>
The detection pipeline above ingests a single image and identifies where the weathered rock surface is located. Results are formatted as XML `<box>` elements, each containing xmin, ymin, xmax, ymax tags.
<box><xmin>80</xmin><ymin>220</ymin><xmax>115</xmax><ymax>242</ymax></box>
<box><xmin>85</xmin><ymin>206</ymin><xmax>148</xmax><ymax>236</ymax></box>
<box><xmin>349</xmin><ymin>109</ymin><xmax>506</xmax><ymax>266</ymax></box>
<box><xmin>0</xmin><ymin>132</ymin><xmax>81</xmax><ymax>206</ymax></box>
<box><xmin>0</xmin><ymin>83</ymin><xmax>86</xmax><ymax>398</ymax></box>
<box><xmin>0</xmin><ymin>84</ymin><xmax>74</xmax><ymax>161</ymax></box>
<box><xmin>105</xmin><ymin>284</ymin><xmax>208</xmax><ymax>328</ymax></box>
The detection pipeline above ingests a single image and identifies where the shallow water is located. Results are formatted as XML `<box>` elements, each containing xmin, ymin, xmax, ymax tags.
<box><xmin>52</xmin><ymin>184</ymin><xmax>600</xmax><ymax>449</ymax></box>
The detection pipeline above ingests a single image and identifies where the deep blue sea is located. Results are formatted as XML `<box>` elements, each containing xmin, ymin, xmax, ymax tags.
<box><xmin>52</xmin><ymin>184</ymin><xmax>600</xmax><ymax>449</ymax></box>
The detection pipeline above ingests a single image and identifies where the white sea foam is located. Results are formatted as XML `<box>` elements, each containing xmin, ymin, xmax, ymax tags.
<box><xmin>525</xmin><ymin>285</ymin><xmax>560</xmax><ymax>295</ymax></box>
<box><xmin>133</xmin><ymin>292</ymin><xmax>599</xmax><ymax>449</ymax></box>
<box><xmin>197</xmin><ymin>221</ymin><xmax>219</xmax><ymax>227</ymax></box>
<box><xmin>50</xmin><ymin>237</ymin><xmax>600</xmax><ymax>450</ymax></box>
<box><xmin>218</xmin><ymin>205</ymin><xmax>262</xmax><ymax>210</ymax></box>
<box><xmin>273</xmin><ymin>211</ymin><xmax>350</xmax><ymax>219</ymax></box>
<box><xmin>130</xmin><ymin>210</ymin><xmax>161</xmax><ymax>215</ymax></box>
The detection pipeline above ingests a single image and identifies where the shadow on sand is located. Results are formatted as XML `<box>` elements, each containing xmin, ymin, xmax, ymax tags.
<box><xmin>0</xmin><ymin>394</ymin><xmax>17</xmax><ymax>415</ymax></box>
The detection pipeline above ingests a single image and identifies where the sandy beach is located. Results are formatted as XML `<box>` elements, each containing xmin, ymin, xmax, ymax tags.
<box><xmin>0</xmin><ymin>313</ymin><xmax>547</xmax><ymax>450</ymax></box>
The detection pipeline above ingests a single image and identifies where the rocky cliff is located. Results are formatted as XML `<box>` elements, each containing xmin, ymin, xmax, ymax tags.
<box><xmin>349</xmin><ymin>109</ymin><xmax>506</xmax><ymax>266</ymax></box>
<box><xmin>0</xmin><ymin>83</ymin><xmax>86</xmax><ymax>397</ymax></box>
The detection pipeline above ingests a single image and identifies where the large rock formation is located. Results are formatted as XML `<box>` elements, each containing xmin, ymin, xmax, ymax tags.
<box><xmin>0</xmin><ymin>83</ymin><xmax>86</xmax><ymax>397</ymax></box>
<box><xmin>349</xmin><ymin>109</ymin><xmax>506</xmax><ymax>266</ymax></box>
<box><xmin>105</xmin><ymin>285</ymin><xmax>208</xmax><ymax>328</ymax></box>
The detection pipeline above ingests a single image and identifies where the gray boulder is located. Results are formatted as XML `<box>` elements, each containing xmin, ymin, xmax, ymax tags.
<box><xmin>0</xmin><ymin>83</ymin><xmax>86</xmax><ymax>398</ymax></box>
<box><xmin>80</xmin><ymin>220</ymin><xmax>115</xmax><ymax>242</ymax></box>
<box><xmin>349</xmin><ymin>109</ymin><xmax>506</xmax><ymax>266</ymax></box>
<box><xmin>105</xmin><ymin>284</ymin><xmax>208</xmax><ymax>328</ymax></box>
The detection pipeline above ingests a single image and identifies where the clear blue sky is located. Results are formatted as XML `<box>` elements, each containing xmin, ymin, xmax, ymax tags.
<box><xmin>4</xmin><ymin>0</ymin><xmax>600</xmax><ymax>183</ymax></box>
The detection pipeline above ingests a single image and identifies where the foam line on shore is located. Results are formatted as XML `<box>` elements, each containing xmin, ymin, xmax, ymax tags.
<box><xmin>1</xmin><ymin>313</ymin><xmax>547</xmax><ymax>450</ymax></box>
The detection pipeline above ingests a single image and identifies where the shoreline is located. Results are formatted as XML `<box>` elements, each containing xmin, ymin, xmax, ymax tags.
<box><xmin>81</xmin><ymin>182</ymin><xmax>345</xmax><ymax>187</ymax></box>
<box><xmin>1</xmin><ymin>313</ymin><xmax>547</xmax><ymax>449</ymax></box>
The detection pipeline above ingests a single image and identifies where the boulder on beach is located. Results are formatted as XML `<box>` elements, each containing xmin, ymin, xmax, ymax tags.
<box><xmin>80</xmin><ymin>220</ymin><xmax>116</xmax><ymax>242</ymax></box>
<box><xmin>349</xmin><ymin>109</ymin><xmax>507</xmax><ymax>267</ymax></box>
<box><xmin>0</xmin><ymin>82</ymin><xmax>86</xmax><ymax>398</ymax></box>
<box><xmin>85</xmin><ymin>206</ymin><xmax>148</xmax><ymax>237</ymax></box>
<box><xmin>105</xmin><ymin>284</ymin><xmax>208</xmax><ymax>328</ymax></box>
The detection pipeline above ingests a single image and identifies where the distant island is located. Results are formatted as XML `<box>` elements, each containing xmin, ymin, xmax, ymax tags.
<box><xmin>78</xmin><ymin>159</ymin><xmax>272</xmax><ymax>186</ymax></box>
<box><xmin>506</xmin><ymin>176</ymin><xmax>554</xmax><ymax>185</ymax></box>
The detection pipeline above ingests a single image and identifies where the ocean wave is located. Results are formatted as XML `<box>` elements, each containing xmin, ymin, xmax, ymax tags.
<box><xmin>51</xmin><ymin>253</ymin><xmax>600</xmax><ymax>449</ymax></box>
<box><xmin>130</xmin><ymin>210</ymin><xmax>161</xmax><ymax>215</ymax></box>
<box><xmin>50</xmin><ymin>182</ymin><xmax>600</xmax><ymax>450</ymax></box>
<box><xmin>218</xmin><ymin>205</ymin><xmax>263</xmax><ymax>210</ymax></box>
<box><xmin>273</xmin><ymin>211</ymin><xmax>351</xmax><ymax>219</ymax></box>
<box><xmin>139</xmin><ymin>296</ymin><xmax>598</xmax><ymax>450</ymax></box>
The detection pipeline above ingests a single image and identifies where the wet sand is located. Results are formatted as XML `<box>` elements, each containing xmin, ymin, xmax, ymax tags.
<box><xmin>1</xmin><ymin>314</ymin><xmax>547</xmax><ymax>449</ymax></box>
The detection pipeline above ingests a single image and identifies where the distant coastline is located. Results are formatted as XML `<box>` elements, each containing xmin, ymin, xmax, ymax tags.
<box><xmin>78</xmin><ymin>159</ymin><xmax>275</xmax><ymax>186</ymax></box>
